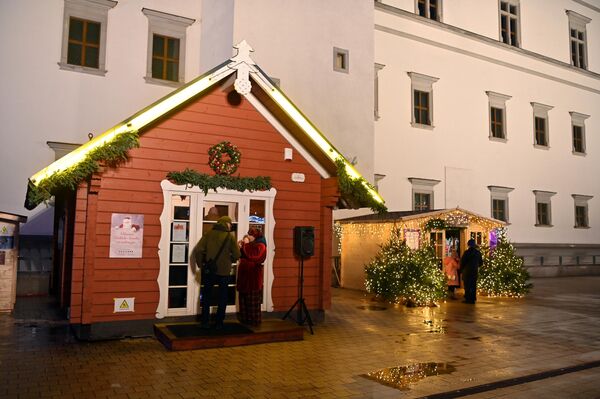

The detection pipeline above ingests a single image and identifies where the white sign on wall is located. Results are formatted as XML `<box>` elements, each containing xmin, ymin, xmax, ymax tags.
<box><xmin>109</xmin><ymin>214</ymin><xmax>144</xmax><ymax>258</ymax></box>
<box><xmin>114</xmin><ymin>297</ymin><xmax>135</xmax><ymax>313</ymax></box>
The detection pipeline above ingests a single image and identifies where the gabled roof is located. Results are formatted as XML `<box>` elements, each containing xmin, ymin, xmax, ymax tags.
<box><xmin>337</xmin><ymin>207</ymin><xmax>506</xmax><ymax>227</ymax></box>
<box><xmin>26</xmin><ymin>41</ymin><xmax>384</xmax><ymax>210</ymax></box>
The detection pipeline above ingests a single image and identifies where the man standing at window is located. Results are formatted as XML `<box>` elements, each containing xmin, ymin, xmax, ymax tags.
<box><xmin>460</xmin><ymin>239</ymin><xmax>483</xmax><ymax>304</ymax></box>
<box><xmin>193</xmin><ymin>216</ymin><xmax>240</xmax><ymax>329</ymax></box>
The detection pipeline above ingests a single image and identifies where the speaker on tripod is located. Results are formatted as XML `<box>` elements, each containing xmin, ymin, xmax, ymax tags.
<box><xmin>283</xmin><ymin>226</ymin><xmax>315</xmax><ymax>334</ymax></box>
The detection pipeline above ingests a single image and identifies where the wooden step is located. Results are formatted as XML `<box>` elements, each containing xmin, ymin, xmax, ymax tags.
<box><xmin>154</xmin><ymin>319</ymin><xmax>304</xmax><ymax>351</ymax></box>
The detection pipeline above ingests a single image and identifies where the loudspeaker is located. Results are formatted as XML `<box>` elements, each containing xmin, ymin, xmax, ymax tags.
<box><xmin>294</xmin><ymin>226</ymin><xmax>315</xmax><ymax>257</ymax></box>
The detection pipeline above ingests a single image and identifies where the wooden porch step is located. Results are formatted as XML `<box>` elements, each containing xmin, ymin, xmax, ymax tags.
<box><xmin>154</xmin><ymin>319</ymin><xmax>304</xmax><ymax>351</ymax></box>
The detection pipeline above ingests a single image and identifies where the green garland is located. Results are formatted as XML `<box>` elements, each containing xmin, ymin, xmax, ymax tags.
<box><xmin>167</xmin><ymin>168</ymin><xmax>271</xmax><ymax>194</ymax></box>
<box><xmin>335</xmin><ymin>158</ymin><xmax>387</xmax><ymax>213</ymax></box>
<box><xmin>423</xmin><ymin>218</ymin><xmax>446</xmax><ymax>231</ymax></box>
<box><xmin>27</xmin><ymin>130</ymin><xmax>140</xmax><ymax>207</ymax></box>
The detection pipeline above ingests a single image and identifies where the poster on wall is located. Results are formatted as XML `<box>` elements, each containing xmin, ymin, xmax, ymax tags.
<box><xmin>0</xmin><ymin>223</ymin><xmax>15</xmax><ymax>250</ymax></box>
<box><xmin>109</xmin><ymin>214</ymin><xmax>144</xmax><ymax>258</ymax></box>
<box><xmin>404</xmin><ymin>229</ymin><xmax>420</xmax><ymax>250</ymax></box>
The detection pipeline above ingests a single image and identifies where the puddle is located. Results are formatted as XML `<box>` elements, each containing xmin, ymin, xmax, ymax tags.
<box><xmin>356</xmin><ymin>305</ymin><xmax>387</xmax><ymax>311</ymax></box>
<box><xmin>363</xmin><ymin>362</ymin><xmax>456</xmax><ymax>390</ymax></box>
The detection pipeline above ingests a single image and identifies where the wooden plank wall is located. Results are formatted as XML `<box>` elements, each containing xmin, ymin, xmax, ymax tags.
<box><xmin>71</xmin><ymin>87</ymin><xmax>334</xmax><ymax>323</ymax></box>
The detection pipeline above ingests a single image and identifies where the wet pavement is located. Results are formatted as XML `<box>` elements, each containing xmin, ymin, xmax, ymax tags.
<box><xmin>1</xmin><ymin>276</ymin><xmax>600</xmax><ymax>398</ymax></box>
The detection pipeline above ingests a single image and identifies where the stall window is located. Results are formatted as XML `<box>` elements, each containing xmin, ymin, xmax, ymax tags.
<box><xmin>168</xmin><ymin>195</ymin><xmax>190</xmax><ymax>309</ymax></box>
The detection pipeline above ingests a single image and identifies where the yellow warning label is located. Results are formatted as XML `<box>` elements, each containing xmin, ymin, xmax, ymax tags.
<box><xmin>119</xmin><ymin>300</ymin><xmax>129</xmax><ymax>309</ymax></box>
<box><xmin>114</xmin><ymin>297</ymin><xmax>135</xmax><ymax>313</ymax></box>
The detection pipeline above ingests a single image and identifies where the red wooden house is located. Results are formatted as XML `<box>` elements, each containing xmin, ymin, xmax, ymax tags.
<box><xmin>25</xmin><ymin>42</ymin><xmax>384</xmax><ymax>340</ymax></box>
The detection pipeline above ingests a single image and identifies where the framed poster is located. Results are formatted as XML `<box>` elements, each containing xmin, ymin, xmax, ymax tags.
<box><xmin>404</xmin><ymin>229</ymin><xmax>420</xmax><ymax>250</ymax></box>
<box><xmin>109</xmin><ymin>214</ymin><xmax>144</xmax><ymax>258</ymax></box>
<box><xmin>171</xmin><ymin>221</ymin><xmax>188</xmax><ymax>242</ymax></box>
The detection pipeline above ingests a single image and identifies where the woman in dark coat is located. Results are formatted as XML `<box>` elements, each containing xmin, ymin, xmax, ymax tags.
<box><xmin>237</xmin><ymin>228</ymin><xmax>267</xmax><ymax>325</ymax></box>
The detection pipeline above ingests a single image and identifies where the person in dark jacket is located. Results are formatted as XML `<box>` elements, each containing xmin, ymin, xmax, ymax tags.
<box><xmin>237</xmin><ymin>228</ymin><xmax>267</xmax><ymax>326</ymax></box>
<box><xmin>460</xmin><ymin>239</ymin><xmax>483</xmax><ymax>304</ymax></box>
<box><xmin>193</xmin><ymin>216</ymin><xmax>241</xmax><ymax>329</ymax></box>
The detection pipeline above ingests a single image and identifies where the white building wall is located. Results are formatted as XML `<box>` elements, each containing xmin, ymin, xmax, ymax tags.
<box><xmin>232</xmin><ymin>0</ymin><xmax>375</xmax><ymax>182</ymax></box>
<box><xmin>374</xmin><ymin>2</ymin><xmax>600</xmax><ymax>246</ymax></box>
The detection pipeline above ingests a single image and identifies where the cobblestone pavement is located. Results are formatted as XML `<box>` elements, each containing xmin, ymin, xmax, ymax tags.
<box><xmin>1</xmin><ymin>276</ymin><xmax>599</xmax><ymax>398</ymax></box>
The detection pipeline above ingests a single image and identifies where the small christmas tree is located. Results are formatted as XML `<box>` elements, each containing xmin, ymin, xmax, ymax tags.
<box><xmin>365</xmin><ymin>229</ymin><xmax>446</xmax><ymax>306</ymax></box>
<box><xmin>478</xmin><ymin>228</ymin><xmax>532</xmax><ymax>297</ymax></box>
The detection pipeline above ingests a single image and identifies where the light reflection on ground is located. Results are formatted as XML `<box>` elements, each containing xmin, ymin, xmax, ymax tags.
<box><xmin>363</xmin><ymin>362</ymin><xmax>457</xmax><ymax>390</ymax></box>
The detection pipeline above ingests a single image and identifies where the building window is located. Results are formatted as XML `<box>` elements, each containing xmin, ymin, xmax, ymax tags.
<box><xmin>531</xmin><ymin>102</ymin><xmax>553</xmax><ymax>148</ymax></box>
<box><xmin>567</xmin><ymin>10</ymin><xmax>590</xmax><ymax>70</ymax></box>
<box><xmin>333</xmin><ymin>47</ymin><xmax>349</xmax><ymax>73</ymax></box>
<box><xmin>486</xmin><ymin>91</ymin><xmax>511</xmax><ymax>141</ymax></box>
<box><xmin>533</xmin><ymin>190</ymin><xmax>556</xmax><ymax>227</ymax></box>
<box><xmin>416</xmin><ymin>0</ymin><xmax>441</xmax><ymax>21</ymax></box>
<box><xmin>152</xmin><ymin>34</ymin><xmax>180</xmax><ymax>82</ymax></box>
<box><xmin>499</xmin><ymin>1</ymin><xmax>520</xmax><ymax>47</ymax></box>
<box><xmin>570</xmin><ymin>111</ymin><xmax>589</xmax><ymax>155</ymax></box>
<box><xmin>59</xmin><ymin>0</ymin><xmax>117</xmax><ymax>76</ymax></box>
<box><xmin>488</xmin><ymin>186</ymin><xmax>514</xmax><ymax>223</ymax></box>
<box><xmin>143</xmin><ymin>8</ymin><xmax>195</xmax><ymax>87</ymax></box>
<box><xmin>408</xmin><ymin>72</ymin><xmax>439</xmax><ymax>129</ymax></box>
<box><xmin>409</xmin><ymin>177</ymin><xmax>440</xmax><ymax>211</ymax></box>
<box><xmin>374</xmin><ymin>63</ymin><xmax>385</xmax><ymax>120</ymax></box>
<box><xmin>572</xmin><ymin>194</ymin><xmax>592</xmax><ymax>228</ymax></box>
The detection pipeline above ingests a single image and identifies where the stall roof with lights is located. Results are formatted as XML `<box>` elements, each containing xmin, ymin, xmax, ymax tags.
<box><xmin>25</xmin><ymin>40</ymin><xmax>384</xmax><ymax>211</ymax></box>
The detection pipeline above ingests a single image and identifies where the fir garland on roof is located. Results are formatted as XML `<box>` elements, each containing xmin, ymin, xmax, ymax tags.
<box><xmin>166</xmin><ymin>168</ymin><xmax>271</xmax><ymax>194</ymax></box>
<box><xmin>335</xmin><ymin>158</ymin><xmax>387</xmax><ymax>213</ymax></box>
<box><xmin>27</xmin><ymin>130</ymin><xmax>140</xmax><ymax>207</ymax></box>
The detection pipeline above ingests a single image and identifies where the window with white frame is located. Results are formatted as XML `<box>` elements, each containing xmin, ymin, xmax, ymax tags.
<box><xmin>566</xmin><ymin>10</ymin><xmax>590</xmax><ymax>70</ymax></box>
<box><xmin>333</xmin><ymin>47</ymin><xmax>349</xmax><ymax>73</ymax></box>
<box><xmin>486</xmin><ymin>91</ymin><xmax>511</xmax><ymax>141</ymax></box>
<box><xmin>409</xmin><ymin>177</ymin><xmax>440</xmax><ymax>211</ymax></box>
<box><xmin>533</xmin><ymin>190</ymin><xmax>556</xmax><ymax>227</ymax></box>
<box><xmin>499</xmin><ymin>0</ymin><xmax>520</xmax><ymax>47</ymax></box>
<box><xmin>416</xmin><ymin>0</ymin><xmax>441</xmax><ymax>21</ymax></box>
<box><xmin>531</xmin><ymin>102</ymin><xmax>553</xmax><ymax>148</ymax></box>
<box><xmin>58</xmin><ymin>0</ymin><xmax>117</xmax><ymax>76</ymax></box>
<box><xmin>488</xmin><ymin>186</ymin><xmax>514</xmax><ymax>222</ymax></box>
<box><xmin>572</xmin><ymin>194</ymin><xmax>592</xmax><ymax>228</ymax></box>
<box><xmin>143</xmin><ymin>8</ymin><xmax>194</xmax><ymax>87</ymax></box>
<box><xmin>409</xmin><ymin>72</ymin><xmax>439</xmax><ymax>128</ymax></box>
<box><xmin>570</xmin><ymin>111</ymin><xmax>589</xmax><ymax>155</ymax></box>
<box><xmin>374</xmin><ymin>63</ymin><xmax>385</xmax><ymax>120</ymax></box>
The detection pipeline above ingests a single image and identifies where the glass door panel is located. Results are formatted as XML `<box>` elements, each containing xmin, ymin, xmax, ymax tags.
<box><xmin>168</xmin><ymin>194</ymin><xmax>190</xmax><ymax>309</ymax></box>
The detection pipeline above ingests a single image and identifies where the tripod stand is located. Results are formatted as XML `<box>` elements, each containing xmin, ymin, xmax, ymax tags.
<box><xmin>282</xmin><ymin>256</ymin><xmax>314</xmax><ymax>334</ymax></box>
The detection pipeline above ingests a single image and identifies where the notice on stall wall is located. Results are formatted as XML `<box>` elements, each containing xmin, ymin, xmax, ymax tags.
<box><xmin>109</xmin><ymin>214</ymin><xmax>144</xmax><ymax>258</ymax></box>
<box><xmin>404</xmin><ymin>229</ymin><xmax>420</xmax><ymax>250</ymax></box>
<box><xmin>114</xmin><ymin>297</ymin><xmax>135</xmax><ymax>313</ymax></box>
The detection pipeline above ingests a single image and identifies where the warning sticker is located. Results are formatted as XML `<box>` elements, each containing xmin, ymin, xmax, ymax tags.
<box><xmin>114</xmin><ymin>297</ymin><xmax>135</xmax><ymax>313</ymax></box>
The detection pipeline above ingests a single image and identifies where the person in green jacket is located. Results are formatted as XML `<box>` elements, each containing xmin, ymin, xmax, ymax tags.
<box><xmin>193</xmin><ymin>216</ymin><xmax>240</xmax><ymax>329</ymax></box>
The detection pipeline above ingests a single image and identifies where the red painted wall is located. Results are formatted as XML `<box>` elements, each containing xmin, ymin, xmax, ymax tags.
<box><xmin>69</xmin><ymin>87</ymin><xmax>337</xmax><ymax>324</ymax></box>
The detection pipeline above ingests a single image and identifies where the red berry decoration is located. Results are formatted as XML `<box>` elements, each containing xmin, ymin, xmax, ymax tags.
<box><xmin>208</xmin><ymin>141</ymin><xmax>241</xmax><ymax>176</ymax></box>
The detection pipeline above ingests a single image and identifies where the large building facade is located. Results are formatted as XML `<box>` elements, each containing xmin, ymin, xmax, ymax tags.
<box><xmin>1</xmin><ymin>0</ymin><xmax>599</xmax><ymax>272</ymax></box>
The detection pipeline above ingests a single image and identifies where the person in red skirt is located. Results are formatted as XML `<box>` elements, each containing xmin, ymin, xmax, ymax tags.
<box><xmin>237</xmin><ymin>228</ymin><xmax>267</xmax><ymax>325</ymax></box>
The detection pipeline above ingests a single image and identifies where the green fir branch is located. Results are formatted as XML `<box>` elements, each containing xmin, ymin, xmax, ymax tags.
<box><xmin>335</xmin><ymin>158</ymin><xmax>387</xmax><ymax>213</ymax></box>
<box><xmin>27</xmin><ymin>130</ymin><xmax>140</xmax><ymax>207</ymax></box>
<box><xmin>167</xmin><ymin>168</ymin><xmax>271</xmax><ymax>194</ymax></box>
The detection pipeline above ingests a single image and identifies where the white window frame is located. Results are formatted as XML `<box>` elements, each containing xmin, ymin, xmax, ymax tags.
<box><xmin>415</xmin><ymin>0</ymin><xmax>442</xmax><ymax>21</ymax></box>
<box><xmin>499</xmin><ymin>0</ymin><xmax>521</xmax><ymax>47</ymax></box>
<box><xmin>58</xmin><ymin>0</ymin><xmax>117</xmax><ymax>76</ymax></box>
<box><xmin>570</xmin><ymin>111</ymin><xmax>589</xmax><ymax>155</ymax></box>
<box><xmin>488</xmin><ymin>185</ymin><xmax>514</xmax><ymax>223</ymax></box>
<box><xmin>409</xmin><ymin>177</ymin><xmax>440</xmax><ymax>211</ymax></box>
<box><xmin>486</xmin><ymin>91</ymin><xmax>511</xmax><ymax>142</ymax></box>
<box><xmin>572</xmin><ymin>194</ymin><xmax>592</xmax><ymax>229</ymax></box>
<box><xmin>333</xmin><ymin>47</ymin><xmax>349</xmax><ymax>73</ymax></box>
<box><xmin>531</xmin><ymin>102</ymin><xmax>553</xmax><ymax>149</ymax></box>
<box><xmin>566</xmin><ymin>10</ymin><xmax>590</xmax><ymax>70</ymax></box>
<box><xmin>143</xmin><ymin>8</ymin><xmax>195</xmax><ymax>88</ymax></box>
<box><xmin>533</xmin><ymin>190</ymin><xmax>556</xmax><ymax>227</ymax></box>
<box><xmin>374</xmin><ymin>63</ymin><xmax>385</xmax><ymax>120</ymax></box>
<box><xmin>409</xmin><ymin>72</ymin><xmax>439</xmax><ymax>129</ymax></box>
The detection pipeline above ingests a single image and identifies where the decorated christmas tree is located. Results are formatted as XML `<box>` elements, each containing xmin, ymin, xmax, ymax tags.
<box><xmin>478</xmin><ymin>228</ymin><xmax>532</xmax><ymax>297</ymax></box>
<box><xmin>365</xmin><ymin>229</ymin><xmax>447</xmax><ymax>306</ymax></box>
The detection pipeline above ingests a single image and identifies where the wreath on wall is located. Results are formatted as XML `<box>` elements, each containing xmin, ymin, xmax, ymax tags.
<box><xmin>423</xmin><ymin>218</ymin><xmax>447</xmax><ymax>231</ymax></box>
<box><xmin>208</xmin><ymin>141</ymin><xmax>241</xmax><ymax>175</ymax></box>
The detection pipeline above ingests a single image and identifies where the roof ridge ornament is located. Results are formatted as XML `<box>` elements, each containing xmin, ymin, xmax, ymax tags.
<box><xmin>230</xmin><ymin>40</ymin><xmax>255</xmax><ymax>95</ymax></box>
